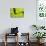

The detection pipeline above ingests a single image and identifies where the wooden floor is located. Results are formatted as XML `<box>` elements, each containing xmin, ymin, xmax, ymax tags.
<box><xmin>0</xmin><ymin>42</ymin><xmax>46</xmax><ymax>46</ymax></box>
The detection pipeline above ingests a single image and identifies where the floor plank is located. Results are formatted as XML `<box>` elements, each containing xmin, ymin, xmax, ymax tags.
<box><xmin>0</xmin><ymin>42</ymin><xmax>46</xmax><ymax>46</ymax></box>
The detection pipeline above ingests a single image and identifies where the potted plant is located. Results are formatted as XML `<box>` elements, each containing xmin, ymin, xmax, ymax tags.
<box><xmin>33</xmin><ymin>32</ymin><xmax>46</xmax><ymax>43</ymax></box>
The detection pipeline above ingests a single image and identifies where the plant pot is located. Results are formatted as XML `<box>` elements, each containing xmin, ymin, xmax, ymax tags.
<box><xmin>37</xmin><ymin>39</ymin><xmax>40</xmax><ymax>46</ymax></box>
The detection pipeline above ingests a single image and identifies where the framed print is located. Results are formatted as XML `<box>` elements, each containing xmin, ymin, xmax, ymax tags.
<box><xmin>10</xmin><ymin>8</ymin><xmax>24</xmax><ymax>18</ymax></box>
<box><xmin>36</xmin><ymin>0</ymin><xmax>46</xmax><ymax>26</ymax></box>
<box><xmin>37</xmin><ymin>0</ymin><xmax>46</xmax><ymax>18</ymax></box>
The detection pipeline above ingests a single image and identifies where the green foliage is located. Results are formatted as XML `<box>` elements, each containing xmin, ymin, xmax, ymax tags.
<box><xmin>33</xmin><ymin>32</ymin><xmax>46</xmax><ymax>39</ymax></box>
<box><xmin>40</xmin><ymin>26</ymin><xmax>45</xmax><ymax>29</ymax></box>
<box><xmin>32</xmin><ymin>25</ymin><xmax>38</xmax><ymax>30</ymax></box>
<box><xmin>32</xmin><ymin>25</ymin><xmax>45</xmax><ymax>30</ymax></box>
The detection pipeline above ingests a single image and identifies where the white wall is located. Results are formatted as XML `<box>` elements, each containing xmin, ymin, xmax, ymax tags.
<box><xmin>0</xmin><ymin>0</ymin><xmax>36</xmax><ymax>42</ymax></box>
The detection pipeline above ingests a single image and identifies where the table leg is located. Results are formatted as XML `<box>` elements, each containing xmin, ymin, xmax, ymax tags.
<box><xmin>4</xmin><ymin>34</ymin><xmax>7</xmax><ymax>46</ymax></box>
<box><xmin>16</xmin><ymin>34</ymin><xmax>18</xmax><ymax>46</ymax></box>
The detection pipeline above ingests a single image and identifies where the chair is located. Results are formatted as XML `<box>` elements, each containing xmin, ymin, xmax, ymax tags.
<box><xmin>4</xmin><ymin>27</ymin><xmax>19</xmax><ymax>46</ymax></box>
<box><xmin>18</xmin><ymin>33</ymin><xmax>30</xmax><ymax>46</ymax></box>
